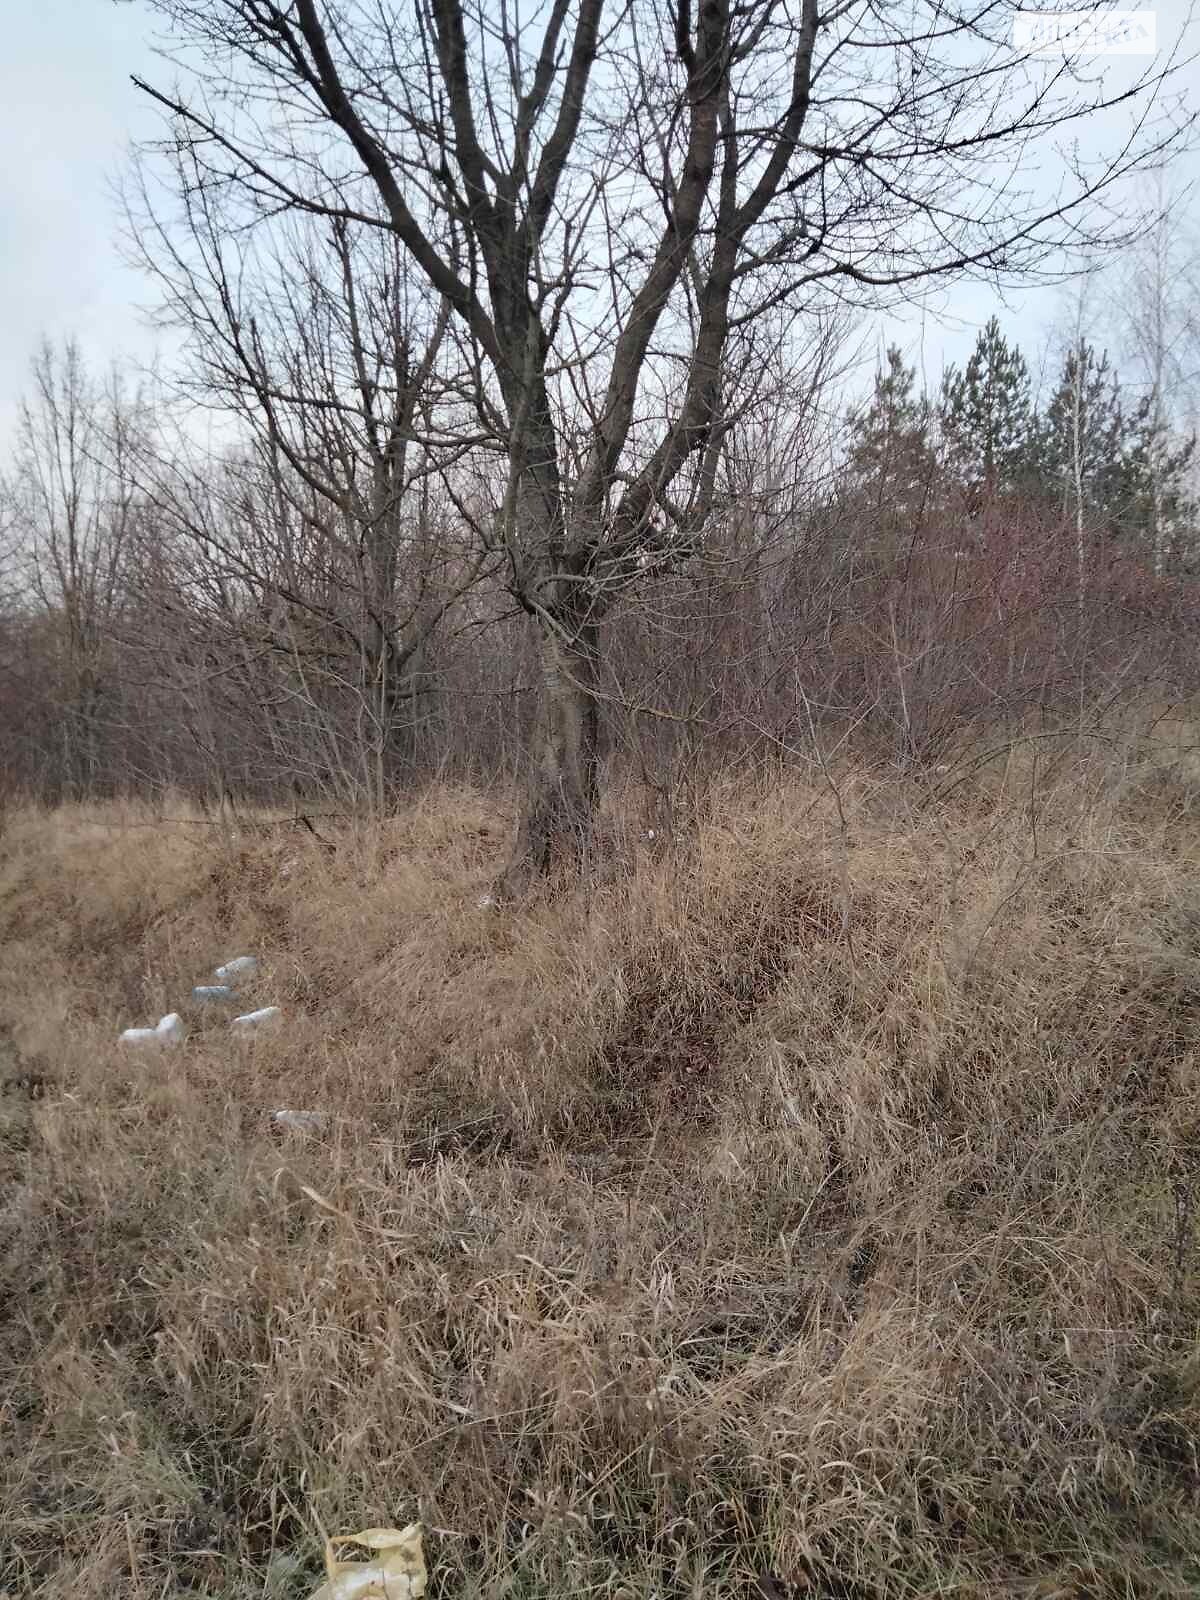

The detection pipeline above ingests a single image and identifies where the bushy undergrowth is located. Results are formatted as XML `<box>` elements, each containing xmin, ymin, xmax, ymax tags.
<box><xmin>2</xmin><ymin>729</ymin><xmax>1200</xmax><ymax>1598</ymax></box>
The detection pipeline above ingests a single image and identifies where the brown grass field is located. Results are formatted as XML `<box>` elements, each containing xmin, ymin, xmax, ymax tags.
<box><xmin>2</xmin><ymin>727</ymin><xmax>1200</xmax><ymax>1597</ymax></box>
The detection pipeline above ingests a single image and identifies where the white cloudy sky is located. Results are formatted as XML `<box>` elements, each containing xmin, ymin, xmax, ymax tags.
<box><xmin>0</xmin><ymin>0</ymin><xmax>164</xmax><ymax>433</ymax></box>
<box><xmin>1</xmin><ymin>0</ymin><xmax>1197</xmax><ymax>441</ymax></box>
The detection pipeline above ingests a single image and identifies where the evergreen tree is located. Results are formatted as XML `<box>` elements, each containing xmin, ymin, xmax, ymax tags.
<box><xmin>1033</xmin><ymin>341</ymin><xmax>1126</xmax><ymax>520</ymax></box>
<box><xmin>940</xmin><ymin>317</ymin><xmax>1034</xmax><ymax>500</ymax></box>
<box><xmin>844</xmin><ymin>346</ymin><xmax>937</xmax><ymax>522</ymax></box>
<box><xmin>1029</xmin><ymin>336</ymin><xmax>1197</xmax><ymax>567</ymax></box>
<box><xmin>1110</xmin><ymin>394</ymin><xmax>1197</xmax><ymax>565</ymax></box>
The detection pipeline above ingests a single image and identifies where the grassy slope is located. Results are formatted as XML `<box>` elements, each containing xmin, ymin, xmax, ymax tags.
<box><xmin>1</xmin><ymin>747</ymin><xmax>1199</xmax><ymax>1599</ymax></box>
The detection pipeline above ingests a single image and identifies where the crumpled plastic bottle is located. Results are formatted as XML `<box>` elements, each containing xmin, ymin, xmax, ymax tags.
<box><xmin>306</xmin><ymin>1525</ymin><xmax>427</xmax><ymax>1600</ymax></box>
<box><xmin>214</xmin><ymin>955</ymin><xmax>259</xmax><ymax>983</ymax></box>
<box><xmin>231</xmin><ymin>1006</ymin><xmax>281</xmax><ymax>1030</ymax></box>
<box><xmin>120</xmin><ymin>1013</ymin><xmax>186</xmax><ymax>1047</ymax></box>
<box><xmin>272</xmin><ymin>1109</ymin><xmax>326</xmax><ymax>1134</ymax></box>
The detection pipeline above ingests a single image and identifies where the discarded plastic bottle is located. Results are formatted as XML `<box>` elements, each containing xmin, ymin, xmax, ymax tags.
<box><xmin>215</xmin><ymin>955</ymin><xmax>259</xmax><ymax>983</ymax></box>
<box><xmin>119</xmin><ymin>1026</ymin><xmax>158</xmax><ymax>1046</ymax></box>
<box><xmin>272</xmin><ymin>1108</ymin><xmax>326</xmax><ymax>1134</ymax></box>
<box><xmin>231</xmin><ymin>1006</ymin><xmax>281</xmax><ymax>1030</ymax></box>
<box><xmin>192</xmin><ymin>984</ymin><xmax>236</xmax><ymax>1003</ymax></box>
<box><xmin>120</xmin><ymin>1013</ymin><xmax>186</xmax><ymax>1047</ymax></box>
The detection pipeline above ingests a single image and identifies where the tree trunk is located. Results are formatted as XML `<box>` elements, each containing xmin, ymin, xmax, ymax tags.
<box><xmin>368</xmin><ymin>629</ymin><xmax>434</xmax><ymax>805</ymax></box>
<box><xmin>499</xmin><ymin>613</ymin><xmax>602</xmax><ymax>898</ymax></box>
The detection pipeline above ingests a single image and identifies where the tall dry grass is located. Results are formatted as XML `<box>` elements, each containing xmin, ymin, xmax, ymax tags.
<box><xmin>2</xmin><ymin>729</ymin><xmax>1199</xmax><ymax>1598</ymax></box>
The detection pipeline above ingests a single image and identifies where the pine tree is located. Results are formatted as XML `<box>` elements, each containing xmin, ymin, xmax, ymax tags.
<box><xmin>844</xmin><ymin>346</ymin><xmax>937</xmax><ymax>522</ymax></box>
<box><xmin>940</xmin><ymin>317</ymin><xmax>1034</xmax><ymax>501</ymax></box>
<box><xmin>1030</xmin><ymin>339</ymin><xmax>1197</xmax><ymax>562</ymax></box>
<box><xmin>1023</xmin><ymin>332</ymin><xmax>1197</xmax><ymax>568</ymax></box>
<box><xmin>1110</xmin><ymin>395</ymin><xmax>1197</xmax><ymax>566</ymax></box>
<box><xmin>1035</xmin><ymin>341</ymin><xmax>1126</xmax><ymax>519</ymax></box>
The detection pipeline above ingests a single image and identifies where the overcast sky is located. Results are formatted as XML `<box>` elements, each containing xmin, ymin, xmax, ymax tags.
<box><xmin>1</xmin><ymin>0</ymin><xmax>1197</xmax><ymax>443</ymax></box>
<box><xmin>1</xmin><ymin>1</ymin><xmax>163</xmax><ymax>435</ymax></box>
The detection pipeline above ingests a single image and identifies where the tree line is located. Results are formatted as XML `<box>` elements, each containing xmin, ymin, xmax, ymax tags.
<box><xmin>0</xmin><ymin>0</ymin><xmax>1196</xmax><ymax>890</ymax></box>
<box><xmin>848</xmin><ymin>317</ymin><xmax>1196</xmax><ymax>567</ymax></box>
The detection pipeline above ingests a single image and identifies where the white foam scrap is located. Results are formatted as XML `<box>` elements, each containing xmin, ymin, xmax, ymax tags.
<box><xmin>271</xmin><ymin>1109</ymin><xmax>326</xmax><ymax>1134</ymax></box>
<box><xmin>215</xmin><ymin>955</ymin><xmax>259</xmax><ymax>982</ymax></box>
<box><xmin>119</xmin><ymin>1026</ymin><xmax>159</xmax><ymax>1046</ymax></box>
<box><xmin>475</xmin><ymin>893</ymin><xmax>497</xmax><ymax>910</ymax></box>
<box><xmin>231</xmin><ymin>1006</ymin><xmax>281</xmax><ymax>1030</ymax></box>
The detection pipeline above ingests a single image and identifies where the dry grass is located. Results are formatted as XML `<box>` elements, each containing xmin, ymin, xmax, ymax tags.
<box><xmin>2</xmin><ymin>735</ymin><xmax>1200</xmax><ymax>1599</ymax></box>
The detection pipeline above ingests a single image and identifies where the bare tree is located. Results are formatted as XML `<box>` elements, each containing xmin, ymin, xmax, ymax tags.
<box><xmin>1111</xmin><ymin>169</ymin><xmax>1200</xmax><ymax>574</ymax></box>
<box><xmin>5</xmin><ymin>342</ymin><xmax>147</xmax><ymax>797</ymax></box>
<box><xmin>132</xmin><ymin>0</ymin><xmax>1192</xmax><ymax>890</ymax></box>
<box><xmin>1062</xmin><ymin>271</ymin><xmax>1099</xmax><ymax>610</ymax></box>
<box><xmin>124</xmin><ymin>154</ymin><xmax>496</xmax><ymax>805</ymax></box>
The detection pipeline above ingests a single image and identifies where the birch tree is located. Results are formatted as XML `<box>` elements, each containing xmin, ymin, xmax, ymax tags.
<box><xmin>1112</xmin><ymin>171</ymin><xmax>1200</xmax><ymax>574</ymax></box>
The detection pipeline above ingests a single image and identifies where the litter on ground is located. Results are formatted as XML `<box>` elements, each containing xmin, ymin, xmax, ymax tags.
<box><xmin>215</xmin><ymin>955</ymin><xmax>259</xmax><ymax>982</ymax></box>
<box><xmin>272</xmin><ymin>1109</ymin><xmax>326</xmax><ymax>1134</ymax></box>
<box><xmin>232</xmin><ymin>1005</ymin><xmax>282</xmax><ymax>1030</ymax></box>
<box><xmin>119</xmin><ymin>1013</ymin><xmax>186</xmax><ymax>1047</ymax></box>
<box><xmin>306</xmin><ymin>1525</ymin><xmax>427</xmax><ymax>1600</ymax></box>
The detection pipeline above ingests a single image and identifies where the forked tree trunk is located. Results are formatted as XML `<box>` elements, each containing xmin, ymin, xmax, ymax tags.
<box><xmin>498</xmin><ymin>614</ymin><xmax>603</xmax><ymax>898</ymax></box>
